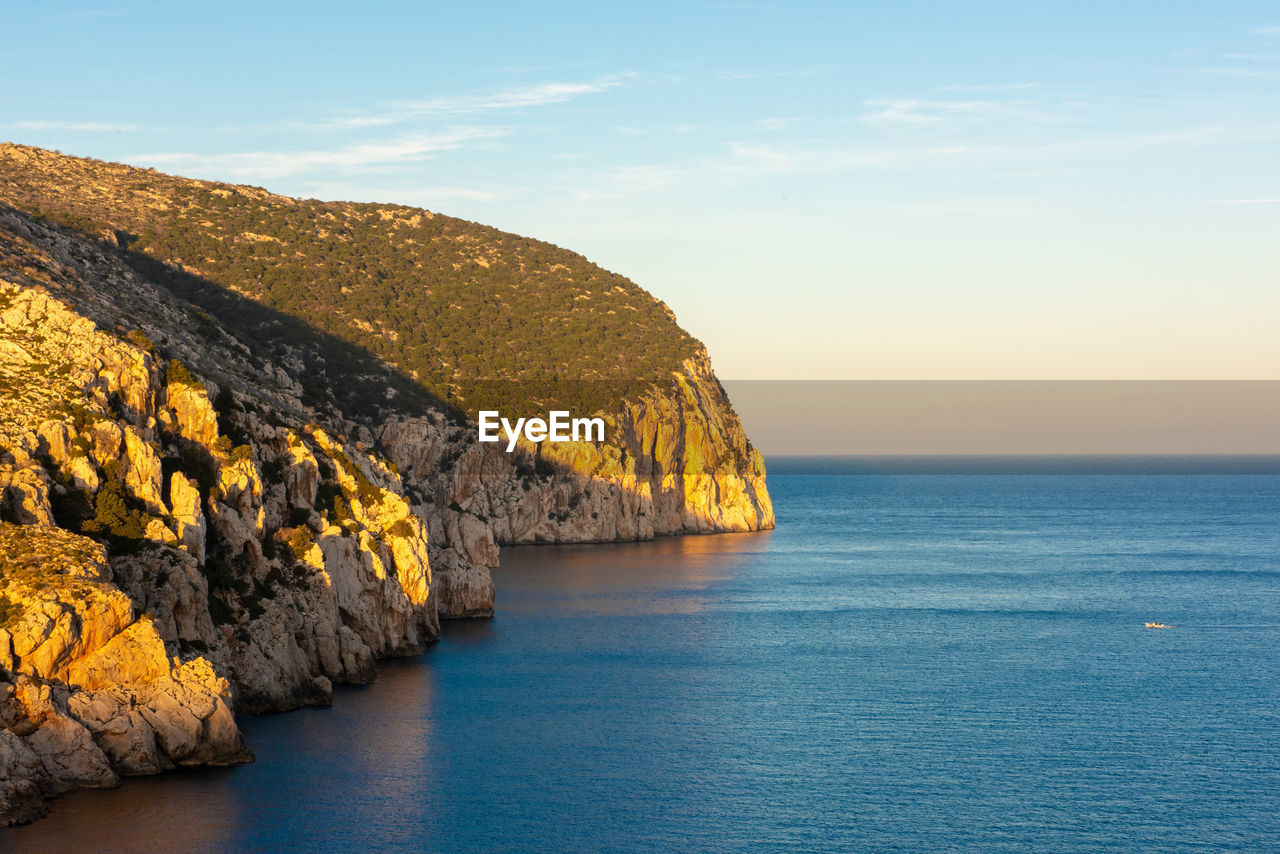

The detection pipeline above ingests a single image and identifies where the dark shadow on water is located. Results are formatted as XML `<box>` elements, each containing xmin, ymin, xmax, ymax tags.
<box><xmin>493</xmin><ymin>530</ymin><xmax>775</xmax><ymax>615</ymax></box>
<box><xmin>5</xmin><ymin>654</ymin><xmax>441</xmax><ymax>853</ymax></box>
<box><xmin>439</xmin><ymin>612</ymin><xmax>500</xmax><ymax>646</ymax></box>
<box><xmin>3</xmin><ymin>533</ymin><xmax>772</xmax><ymax>852</ymax></box>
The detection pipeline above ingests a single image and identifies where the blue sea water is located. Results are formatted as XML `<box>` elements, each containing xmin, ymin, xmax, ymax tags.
<box><xmin>8</xmin><ymin>462</ymin><xmax>1280</xmax><ymax>852</ymax></box>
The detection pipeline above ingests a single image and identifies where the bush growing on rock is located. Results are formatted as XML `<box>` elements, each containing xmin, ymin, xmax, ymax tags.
<box><xmin>0</xmin><ymin>592</ymin><xmax>24</xmax><ymax>628</ymax></box>
<box><xmin>288</xmin><ymin>525</ymin><xmax>314</xmax><ymax>561</ymax></box>
<box><xmin>165</xmin><ymin>358</ymin><xmax>202</xmax><ymax>389</ymax></box>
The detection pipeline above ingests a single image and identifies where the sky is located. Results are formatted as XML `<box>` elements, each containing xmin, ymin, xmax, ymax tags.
<box><xmin>5</xmin><ymin>0</ymin><xmax>1279</xmax><ymax>381</ymax></box>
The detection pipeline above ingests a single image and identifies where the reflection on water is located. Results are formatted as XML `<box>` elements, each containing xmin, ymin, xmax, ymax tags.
<box><xmin>494</xmin><ymin>531</ymin><xmax>774</xmax><ymax>615</ymax></box>
<box><xmin>6</xmin><ymin>655</ymin><xmax>439</xmax><ymax>853</ymax></box>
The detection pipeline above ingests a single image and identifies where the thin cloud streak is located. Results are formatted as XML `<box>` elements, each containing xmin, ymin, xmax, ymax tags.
<box><xmin>1119</xmin><ymin>197</ymin><xmax>1280</xmax><ymax>208</ymax></box>
<box><xmin>756</xmin><ymin>117</ymin><xmax>797</xmax><ymax>131</ymax></box>
<box><xmin>395</xmin><ymin>79</ymin><xmax>625</xmax><ymax>113</ymax></box>
<box><xmin>861</xmin><ymin>98</ymin><xmax>1001</xmax><ymax>124</ymax></box>
<box><xmin>714</xmin><ymin>68</ymin><xmax>818</xmax><ymax>80</ymax></box>
<box><xmin>295</xmin><ymin>76</ymin><xmax>630</xmax><ymax>132</ymax></box>
<box><xmin>299</xmin><ymin>182</ymin><xmax>531</xmax><ymax>206</ymax></box>
<box><xmin>132</xmin><ymin>128</ymin><xmax>509</xmax><ymax>180</ymax></box>
<box><xmin>12</xmin><ymin>120</ymin><xmax>141</xmax><ymax>132</ymax></box>
<box><xmin>559</xmin><ymin>119</ymin><xmax>1266</xmax><ymax>204</ymax></box>
<box><xmin>935</xmin><ymin>82</ymin><xmax>1038</xmax><ymax>92</ymax></box>
<box><xmin>859</xmin><ymin>96</ymin><xmax>1083</xmax><ymax>126</ymax></box>
<box><xmin>1176</xmin><ymin>65</ymin><xmax>1280</xmax><ymax>78</ymax></box>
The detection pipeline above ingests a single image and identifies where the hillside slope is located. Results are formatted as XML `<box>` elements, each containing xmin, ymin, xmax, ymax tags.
<box><xmin>0</xmin><ymin>143</ymin><xmax>698</xmax><ymax>416</ymax></box>
<box><xmin>0</xmin><ymin>143</ymin><xmax>773</xmax><ymax>540</ymax></box>
<box><xmin>0</xmin><ymin>144</ymin><xmax>772</xmax><ymax>823</ymax></box>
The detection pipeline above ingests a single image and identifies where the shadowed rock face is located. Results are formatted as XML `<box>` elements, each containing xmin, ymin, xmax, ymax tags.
<box><xmin>0</xmin><ymin>145</ymin><xmax>772</xmax><ymax>823</ymax></box>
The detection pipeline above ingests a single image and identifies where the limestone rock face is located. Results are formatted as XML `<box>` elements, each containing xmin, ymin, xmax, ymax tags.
<box><xmin>0</xmin><ymin>727</ymin><xmax>47</xmax><ymax>825</ymax></box>
<box><xmin>0</xmin><ymin>465</ymin><xmax>54</xmax><ymax>526</ymax></box>
<box><xmin>0</xmin><ymin>525</ymin><xmax>251</xmax><ymax>824</ymax></box>
<box><xmin>167</xmin><ymin>471</ymin><xmax>206</xmax><ymax>563</ymax></box>
<box><xmin>428</xmin><ymin>545</ymin><xmax>497</xmax><ymax>619</ymax></box>
<box><xmin>0</xmin><ymin>211</ymin><xmax>443</xmax><ymax>822</ymax></box>
<box><xmin>163</xmin><ymin>382</ymin><xmax>219</xmax><ymax>448</ymax></box>
<box><xmin>376</xmin><ymin>353</ymin><xmax>774</xmax><ymax>557</ymax></box>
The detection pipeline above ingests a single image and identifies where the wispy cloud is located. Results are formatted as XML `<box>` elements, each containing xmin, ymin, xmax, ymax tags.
<box><xmin>567</xmin><ymin>140</ymin><xmax>959</xmax><ymax>201</ymax></box>
<box><xmin>11</xmin><ymin>120</ymin><xmax>141</xmax><ymax>132</ymax></box>
<box><xmin>900</xmin><ymin>198</ymin><xmax>1052</xmax><ymax>217</ymax></box>
<box><xmin>301</xmin><ymin>181</ymin><xmax>530</xmax><ymax>206</ymax></box>
<box><xmin>1121</xmin><ymin>197</ymin><xmax>1280</xmax><ymax>208</ymax></box>
<box><xmin>561</xmin><ymin>118</ymin><xmax>1262</xmax><ymax>205</ymax></box>
<box><xmin>861</xmin><ymin>98</ymin><xmax>997</xmax><ymax>124</ymax></box>
<box><xmin>133</xmin><ymin>128</ymin><xmax>508</xmax><ymax>180</ymax></box>
<box><xmin>860</xmin><ymin>96</ymin><xmax>1078</xmax><ymax>125</ymax></box>
<box><xmin>406</xmin><ymin>186</ymin><xmax>518</xmax><ymax>202</ymax></box>
<box><xmin>714</xmin><ymin>68</ymin><xmax>817</xmax><ymax>80</ymax></box>
<box><xmin>296</xmin><ymin>76</ymin><xmax>629</xmax><ymax>132</ymax></box>
<box><xmin>1174</xmin><ymin>65</ymin><xmax>1280</xmax><ymax>78</ymax></box>
<box><xmin>935</xmin><ymin>83</ymin><xmax>1038</xmax><ymax>93</ymax></box>
<box><xmin>724</xmin><ymin>141</ymin><xmax>887</xmax><ymax>173</ymax></box>
<box><xmin>1254</xmin><ymin>25</ymin><xmax>1280</xmax><ymax>36</ymax></box>
<box><xmin>711</xmin><ymin>2</ymin><xmax>783</xmax><ymax>10</ymax></box>
<box><xmin>396</xmin><ymin>78</ymin><xmax>626</xmax><ymax>113</ymax></box>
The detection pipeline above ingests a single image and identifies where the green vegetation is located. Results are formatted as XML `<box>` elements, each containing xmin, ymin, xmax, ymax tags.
<box><xmin>0</xmin><ymin>523</ymin><xmax>112</xmax><ymax>607</ymax></box>
<box><xmin>0</xmin><ymin>146</ymin><xmax>702</xmax><ymax>419</ymax></box>
<box><xmin>0</xmin><ymin>592</ymin><xmax>23</xmax><ymax>628</ymax></box>
<box><xmin>328</xmin><ymin>447</ymin><xmax>382</xmax><ymax>505</ymax></box>
<box><xmin>166</xmin><ymin>358</ymin><xmax>202</xmax><ymax>389</ymax></box>
<box><xmin>125</xmin><ymin>328</ymin><xmax>156</xmax><ymax>355</ymax></box>
<box><xmin>287</xmin><ymin>525</ymin><xmax>314</xmax><ymax>561</ymax></box>
<box><xmin>387</xmin><ymin>518</ymin><xmax>416</xmax><ymax>539</ymax></box>
<box><xmin>50</xmin><ymin>460</ymin><xmax>153</xmax><ymax>554</ymax></box>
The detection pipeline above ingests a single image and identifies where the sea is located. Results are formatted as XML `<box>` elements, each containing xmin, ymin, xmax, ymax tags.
<box><xmin>8</xmin><ymin>456</ymin><xmax>1280</xmax><ymax>852</ymax></box>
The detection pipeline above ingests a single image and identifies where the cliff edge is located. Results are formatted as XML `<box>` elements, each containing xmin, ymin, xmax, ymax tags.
<box><xmin>0</xmin><ymin>143</ymin><xmax>772</xmax><ymax>823</ymax></box>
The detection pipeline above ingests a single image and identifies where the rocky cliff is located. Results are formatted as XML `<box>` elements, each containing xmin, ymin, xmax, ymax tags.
<box><xmin>0</xmin><ymin>525</ymin><xmax>250</xmax><ymax>825</ymax></box>
<box><xmin>0</xmin><ymin>207</ymin><xmax>446</xmax><ymax>821</ymax></box>
<box><xmin>0</xmin><ymin>144</ymin><xmax>772</xmax><ymax>547</ymax></box>
<box><xmin>380</xmin><ymin>355</ymin><xmax>773</xmax><ymax>548</ymax></box>
<box><xmin>0</xmin><ymin>143</ymin><xmax>772</xmax><ymax>824</ymax></box>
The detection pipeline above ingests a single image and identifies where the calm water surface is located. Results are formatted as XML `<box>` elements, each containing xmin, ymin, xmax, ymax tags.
<box><xmin>8</xmin><ymin>471</ymin><xmax>1280</xmax><ymax>852</ymax></box>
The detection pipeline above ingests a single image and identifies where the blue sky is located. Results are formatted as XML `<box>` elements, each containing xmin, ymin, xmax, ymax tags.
<box><xmin>6</xmin><ymin>1</ymin><xmax>1279</xmax><ymax>379</ymax></box>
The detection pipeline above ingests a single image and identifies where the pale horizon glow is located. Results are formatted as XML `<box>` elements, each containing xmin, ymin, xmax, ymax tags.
<box><xmin>5</xmin><ymin>1</ymin><xmax>1278</xmax><ymax>380</ymax></box>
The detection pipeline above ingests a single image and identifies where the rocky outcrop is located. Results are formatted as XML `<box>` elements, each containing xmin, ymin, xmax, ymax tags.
<box><xmin>0</xmin><ymin>218</ymin><xmax>441</xmax><ymax>820</ymax></box>
<box><xmin>377</xmin><ymin>354</ymin><xmax>774</xmax><ymax>550</ymax></box>
<box><xmin>0</xmin><ymin>524</ymin><xmax>250</xmax><ymax>824</ymax></box>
